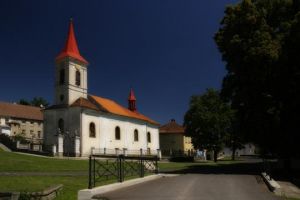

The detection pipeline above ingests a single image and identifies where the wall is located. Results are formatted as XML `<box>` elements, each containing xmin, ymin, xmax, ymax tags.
<box><xmin>0</xmin><ymin>116</ymin><xmax>43</xmax><ymax>140</ymax></box>
<box><xmin>183</xmin><ymin>136</ymin><xmax>194</xmax><ymax>152</ymax></box>
<box><xmin>55</xmin><ymin>59</ymin><xmax>87</xmax><ymax>105</ymax></box>
<box><xmin>160</xmin><ymin>133</ymin><xmax>184</xmax><ymax>152</ymax></box>
<box><xmin>43</xmin><ymin>107</ymin><xmax>81</xmax><ymax>154</ymax></box>
<box><xmin>81</xmin><ymin>110</ymin><xmax>160</xmax><ymax>156</ymax></box>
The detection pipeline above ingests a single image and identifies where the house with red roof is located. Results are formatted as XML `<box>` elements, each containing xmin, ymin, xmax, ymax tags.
<box><xmin>43</xmin><ymin>20</ymin><xmax>160</xmax><ymax>157</ymax></box>
<box><xmin>159</xmin><ymin>119</ymin><xmax>194</xmax><ymax>156</ymax></box>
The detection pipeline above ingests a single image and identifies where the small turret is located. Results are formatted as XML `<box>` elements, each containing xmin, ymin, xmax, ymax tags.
<box><xmin>128</xmin><ymin>88</ymin><xmax>137</xmax><ymax>112</ymax></box>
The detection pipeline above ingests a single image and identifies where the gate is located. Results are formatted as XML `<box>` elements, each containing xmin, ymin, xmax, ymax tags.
<box><xmin>88</xmin><ymin>155</ymin><xmax>159</xmax><ymax>189</ymax></box>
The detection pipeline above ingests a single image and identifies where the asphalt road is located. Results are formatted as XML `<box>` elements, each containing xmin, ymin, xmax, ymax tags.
<box><xmin>96</xmin><ymin>174</ymin><xmax>282</xmax><ymax>200</ymax></box>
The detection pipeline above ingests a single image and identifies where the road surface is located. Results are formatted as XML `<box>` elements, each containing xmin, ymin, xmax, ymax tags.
<box><xmin>95</xmin><ymin>173</ymin><xmax>281</xmax><ymax>200</ymax></box>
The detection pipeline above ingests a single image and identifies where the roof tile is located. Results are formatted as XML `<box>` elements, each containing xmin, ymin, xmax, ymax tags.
<box><xmin>0</xmin><ymin>102</ymin><xmax>43</xmax><ymax>121</ymax></box>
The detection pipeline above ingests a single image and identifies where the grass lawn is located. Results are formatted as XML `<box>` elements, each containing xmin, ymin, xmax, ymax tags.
<box><xmin>0</xmin><ymin>150</ymin><xmax>244</xmax><ymax>199</ymax></box>
<box><xmin>0</xmin><ymin>151</ymin><xmax>88</xmax><ymax>172</ymax></box>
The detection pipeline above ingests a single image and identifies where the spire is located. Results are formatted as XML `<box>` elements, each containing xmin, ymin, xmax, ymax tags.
<box><xmin>56</xmin><ymin>19</ymin><xmax>88</xmax><ymax>64</ymax></box>
<box><xmin>128</xmin><ymin>88</ymin><xmax>137</xmax><ymax>112</ymax></box>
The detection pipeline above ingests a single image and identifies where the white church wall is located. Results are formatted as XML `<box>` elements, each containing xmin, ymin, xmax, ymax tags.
<box><xmin>81</xmin><ymin>111</ymin><xmax>101</xmax><ymax>156</ymax></box>
<box><xmin>146</xmin><ymin>125</ymin><xmax>160</xmax><ymax>153</ymax></box>
<box><xmin>80</xmin><ymin>110</ymin><xmax>160</xmax><ymax>156</ymax></box>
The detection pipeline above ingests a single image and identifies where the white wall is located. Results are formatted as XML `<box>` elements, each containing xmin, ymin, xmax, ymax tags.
<box><xmin>81</xmin><ymin>110</ymin><xmax>160</xmax><ymax>156</ymax></box>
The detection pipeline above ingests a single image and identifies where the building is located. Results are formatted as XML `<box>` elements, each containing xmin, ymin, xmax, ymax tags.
<box><xmin>43</xmin><ymin>20</ymin><xmax>160</xmax><ymax>157</ymax></box>
<box><xmin>0</xmin><ymin>102</ymin><xmax>43</xmax><ymax>142</ymax></box>
<box><xmin>222</xmin><ymin>143</ymin><xmax>256</xmax><ymax>157</ymax></box>
<box><xmin>159</xmin><ymin>119</ymin><xmax>194</xmax><ymax>156</ymax></box>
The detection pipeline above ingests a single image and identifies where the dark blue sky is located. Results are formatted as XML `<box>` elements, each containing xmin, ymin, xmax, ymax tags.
<box><xmin>0</xmin><ymin>0</ymin><xmax>238</xmax><ymax>125</ymax></box>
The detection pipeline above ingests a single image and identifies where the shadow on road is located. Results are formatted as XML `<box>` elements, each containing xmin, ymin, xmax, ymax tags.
<box><xmin>163</xmin><ymin>157</ymin><xmax>263</xmax><ymax>175</ymax></box>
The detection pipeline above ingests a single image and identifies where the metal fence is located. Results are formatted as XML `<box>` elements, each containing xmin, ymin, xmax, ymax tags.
<box><xmin>91</xmin><ymin>148</ymin><xmax>160</xmax><ymax>157</ymax></box>
<box><xmin>88</xmin><ymin>154</ymin><xmax>159</xmax><ymax>189</ymax></box>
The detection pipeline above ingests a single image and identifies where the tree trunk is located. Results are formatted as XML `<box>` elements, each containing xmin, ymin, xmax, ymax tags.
<box><xmin>231</xmin><ymin>148</ymin><xmax>236</xmax><ymax>161</ymax></box>
<box><xmin>231</xmin><ymin>143</ymin><xmax>236</xmax><ymax>161</ymax></box>
<box><xmin>213</xmin><ymin>149</ymin><xmax>218</xmax><ymax>162</ymax></box>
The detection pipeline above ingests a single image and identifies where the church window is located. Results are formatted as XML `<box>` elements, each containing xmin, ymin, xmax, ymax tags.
<box><xmin>147</xmin><ymin>132</ymin><xmax>151</xmax><ymax>143</ymax></box>
<box><xmin>89</xmin><ymin>122</ymin><xmax>96</xmax><ymax>138</ymax></box>
<box><xmin>75</xmin><ymin>70</ymin><xmax>81</xmax><ymax>86</ymax></box>
<box><xmin>115</xmin><ymin>126</ymin><xmax>121</xmax><ymax>140</ymax></box>
<box><xmin>134</xmin><ymin>129</ymin><xmax>139</xmax><ymax>141</ymax></box>
<box><xmin>59</xmin><ymin>69</ymin><xmax>65</xmax><ymax>85</ymax></box>
<box><xmin>58</xmin><ymin>118</ymin><xmax>64</xmax><ymax>134</ymax></box>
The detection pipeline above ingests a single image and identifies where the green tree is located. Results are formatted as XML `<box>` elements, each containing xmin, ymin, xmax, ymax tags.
<box><xmin>30</xmin><ymin>97</ymin><xmax>49</xmax><ymax>107</ymax></box>
<box><xmin>18</xmin><ymin>97</ymin><xmax>49</xmax><ymax>107</ymax></box>
<box><xmin>215</xmin><ymin>0</ymin><xmax>300</xmax><ymax>163</ymax></box>
<box><xmin>184</xmin><ymin>89</ymin><xmax>234</xmax><ymax>162</ymax></box>
<box><xmin>18</xmin><ymin>99</ymin><xmax>30</xmax><ymax>105</ymax></box>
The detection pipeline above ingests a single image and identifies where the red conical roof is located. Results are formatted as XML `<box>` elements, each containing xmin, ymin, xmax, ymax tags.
<box><xmin>56</xmin><ymin>19</ymin><xmax>88</xmax><ymax>64</ymax></box>
<box><xmin>128</xmin><ymin>88</ymin><xmax>136</xmax><ymax>101</ymax></box>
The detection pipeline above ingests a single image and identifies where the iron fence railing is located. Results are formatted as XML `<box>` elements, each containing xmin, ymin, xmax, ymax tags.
<box><xmin>88</xmin><ymin>154</ymin><xmax>159</xmax><ymax>189</ymax></box>
<box><xmin>91</xmin><ymin>148</ymin><xmax>159</xmax><ymax>157</ymax></box>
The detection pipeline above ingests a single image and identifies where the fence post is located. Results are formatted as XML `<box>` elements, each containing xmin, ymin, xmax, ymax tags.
<box><xmin>118</xmin><ymin>155</ymin><xmax>123</xmax><ymax>182</ymax></box>
<box><xmin>93</xmin><ymin>157</ymin><xmax>96</xmax><ymax>187</ymax></box>
<box><xmin>155</xmin><ymin>156</ymin><xmax>159</xmax><ymax>174</ymax></box>
<box><xmin>139</xmin><ymin>157</ymin><xmax>143</xmax><ymax>177</ymax></box>
<box><xmin>140</xmin><ymin>148</ymin><xmax>143</xmax><ymax>156</ymax></box>
<box><xmin>88</xmin><ymin>156</ymin><xmax>92</xmax><ymax>189</ymax></box>
<box><xmin>141</xmin><ymin>158</ymin><xmax>144</xmax><ymax>177</ymax></box>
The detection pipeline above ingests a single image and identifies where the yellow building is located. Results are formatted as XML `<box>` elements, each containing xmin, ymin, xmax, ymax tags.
<box><xmin>159</xmin><ymin>119</ymin><xmax>194</xmax><ymax>156</ymax></box>
<box><xmin>0</xmin><ymin>102</ymin><xmax>43</xmax><ymax>143</ymax></box>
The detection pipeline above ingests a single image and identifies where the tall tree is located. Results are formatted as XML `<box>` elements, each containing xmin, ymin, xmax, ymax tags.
<box><xmin>184</xmin><ymin>89</ymin><xmax>234</xmax><ymax>162</ymax></box>
<box><xmin>215</xmin><ymin>0</ymin><xmax>300</xmax><ymax>162</ymax></box>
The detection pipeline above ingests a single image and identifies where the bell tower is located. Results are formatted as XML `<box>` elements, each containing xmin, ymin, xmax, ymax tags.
<box><xmin>55</xmin><ymin>19</ymin><xmax>88</xmax><ymax>105</ymax></box>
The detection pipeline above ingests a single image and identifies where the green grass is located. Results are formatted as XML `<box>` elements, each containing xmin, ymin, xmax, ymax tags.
<box><xmin>0</xmin><ymin>176</ymin><xmax>87</xmax><ymax>200</ymax></box>
<box><xmin>0</xmin><ymin>151</ymin><xmax>88</xmax><ymax>172</ymax></box>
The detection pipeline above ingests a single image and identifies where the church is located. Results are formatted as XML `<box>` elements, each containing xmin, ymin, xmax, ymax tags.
<box><xmin>43</xmin><ymin>20</ymin><xmax>160</xmax><ymax>157</ymax></box>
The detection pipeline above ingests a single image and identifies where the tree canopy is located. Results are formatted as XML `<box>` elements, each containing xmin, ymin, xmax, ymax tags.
<box><xmin>184</xmin><ymin>89</ymin><xmax>234</xmax><ymax>162</ymax></box>
<box><xmin>215</xmin><ymin>0</ymin><xmax>300</xmax><ymax>159</ymax></box>
<box><xmin>18</xmin><ymin>97</ymin><xmax>49</xmax><ymax>107</ymax></box>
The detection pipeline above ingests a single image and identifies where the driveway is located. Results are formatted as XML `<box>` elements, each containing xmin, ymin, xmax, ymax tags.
<box><xmin>95</xmin><ymin>174</ymin><xmax>281</xmax><ymax>200</ymax></box>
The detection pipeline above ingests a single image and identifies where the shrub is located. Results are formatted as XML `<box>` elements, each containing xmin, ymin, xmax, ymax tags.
<box><xmin>0</xmin><ymin>134</ymin><xmax>16</xmax><ymax>150</ymax></box>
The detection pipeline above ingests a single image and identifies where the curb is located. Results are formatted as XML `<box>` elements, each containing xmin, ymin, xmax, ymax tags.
<box><xmin>78</xmin><ymin>174</ymin><xmax>175</xmax><ymax>200</ymax></box>
<box><xmin>261</xmin><ymin>172</ymin><xmax>282</xmax><ymax>195</ymax></box>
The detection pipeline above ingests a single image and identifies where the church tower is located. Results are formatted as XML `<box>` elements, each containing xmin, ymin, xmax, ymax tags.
<box><xmin>54</xmin><ymin>19</ymin><xmax>88</xmax><ymax>105</ymax></box>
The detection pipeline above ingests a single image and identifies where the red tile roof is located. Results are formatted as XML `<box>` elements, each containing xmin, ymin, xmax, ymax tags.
<box><xmin>71</xmin><ymin>97</ymin><xmax>99</xmax><ymax>110</ymax></box>
<box><xmin>159</xmin><ymin>119</ymin><xmax>185</xmax><ymax>134</ymax></box>
<box><xmin>89</xmin><ymin>95</ymin><xmax>159</xmax><ymax>126</ymax></box>
<box><xmin>55</xmin><ymin>20</ymin><xmax>88</xmax><ymax>64</ymax></box>
<box><xmin>0</xmin><ymin>102</ymin><xmax>43</xmax><ymax>121</ymax></box>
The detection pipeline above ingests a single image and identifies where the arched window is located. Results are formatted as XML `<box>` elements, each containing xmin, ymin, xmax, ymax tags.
<box><xmin>75</xmin><ymin>70</ymin><xmax>81</xmax><ymax>86</ymax></box>
<box><xmin>89</xmin><ymin>122</ymin><xmax>96</xmax><ymax>138</ymax></box>
<box><xmin>134</xmin><ymin>129</ymin><xmax>139</xmax><ymax>142</ymax></box>
<box><xmin>147</xmin><ymin>132</ymin><xmax>151</xmax><ymax>143</ymax></box>
<box><xmin>115</xmin><ymin>126</ymin><xmax>121</xmax><ymax>140</ymax></box>
<box><xmin>59</xmin><ymin>69</ymin><xmax>65</xmax><ymax>85</ymax></box>
<box><xmin>58</xmin><ymin>118</ymin><xmax>64</xmax><ymax>133</ymax></box>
